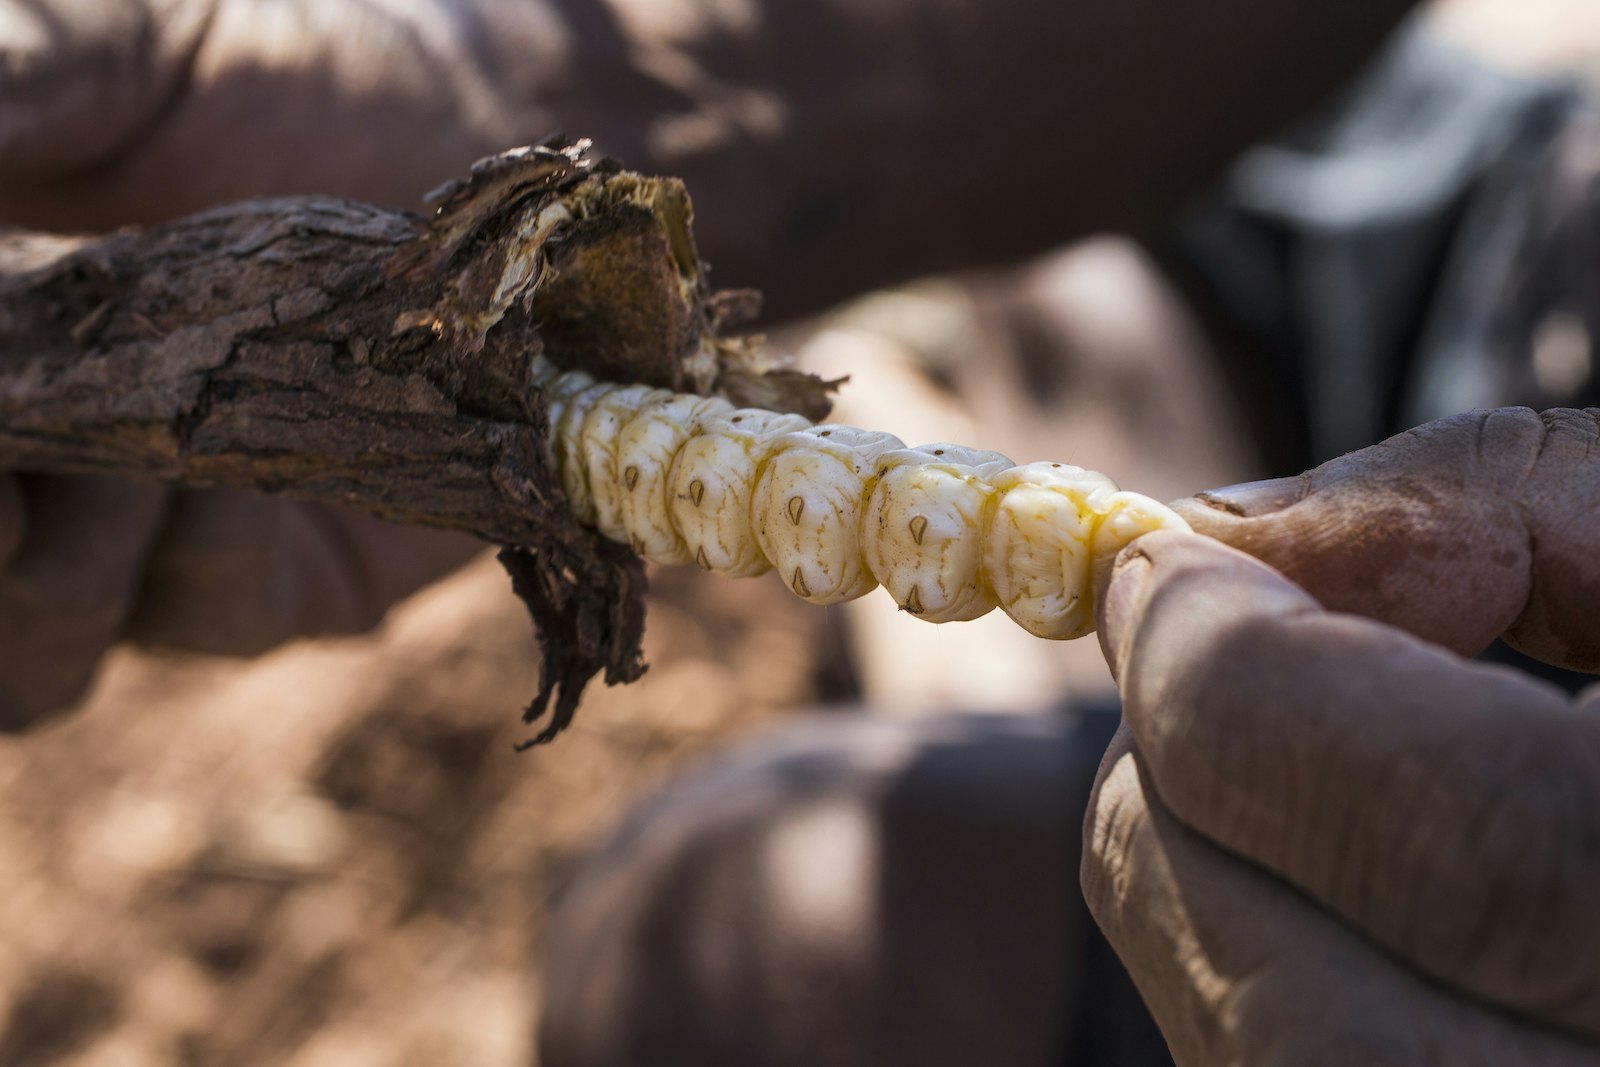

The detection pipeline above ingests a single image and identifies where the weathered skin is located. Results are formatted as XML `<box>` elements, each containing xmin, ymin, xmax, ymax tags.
<box><xmin>0</xmin><ymin>0</ymin><xmax>1419</xmax><ymax>322</ymax></box>
<box><xmin>1084</xmin><ymin>407</ymin><xmax>1600</xmax><ymax>1065</ymax></box>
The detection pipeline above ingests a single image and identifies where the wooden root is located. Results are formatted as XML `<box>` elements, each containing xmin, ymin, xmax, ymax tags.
<box><xmin>0</xmin><ymin>138</ymin><xmax>832</xmax><ymax>744</ymax></box>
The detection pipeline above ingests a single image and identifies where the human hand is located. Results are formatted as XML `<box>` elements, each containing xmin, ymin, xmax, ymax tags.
<box><xmin>0</xmin><ymin>1</ymin><xmax>516</xmax><ymax>729</ymax></box>
<box><xmin>1081</xmin><ymin>408</ymin><xmax>1600</xmax><ymax>1064</ymax></box>
<box><xmin>0</xmin><ymin>0</ymin><xmax>1416</xmax><ymax>318</ymax></box>
<box><xmin>0</xmin><ymin>0</ymin><xmax>523</xmax><ymax>230</ymax></box>
<box><xmin>0</xmin><ymin>475</ymin><xmax>478</xmax><ymax>730</ymax></box>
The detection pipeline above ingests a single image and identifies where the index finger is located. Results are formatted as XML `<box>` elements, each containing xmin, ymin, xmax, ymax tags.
<box><xmin>1096</xmin><ymin>530</ymin><xmax>1600</xmax><ymax>1039</ymax></box>
<box><xmin>1082</xmin><ymin>723</ymin><xmax>1600</xmax><ymax>1067</ymax></box>
<box><xmin>1173</xmin><ymin>408</ymin><xmax>1600</xmax><ymax>671</ymax></box>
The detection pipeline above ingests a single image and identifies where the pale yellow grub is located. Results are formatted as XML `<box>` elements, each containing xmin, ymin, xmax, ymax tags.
<box><xmin>578</xmin><ymin>383</ymin><xmax>674</xmax><ymax>542</ymax></box>
<box><xmin>539</xmin><ymin>367</ymin><xmax>596</xmax><ymax>505</ymax></box>
<box><xmin>862</xmin><ymin>444</ymin><xmax>1013</xmax><ymax>623</ymax></box>
<box><xmin>537</xmin><ymin>359</ymin><xmax>1189</xmax><ymax>642</ymax></box>
<box><xmin>552</xmin><ymin>380</ymin><xmax>614</xmax><ymax>525</ymax></box>
<box><xmin>982</xmin><ymin>463</ymin><xmax>1117</xmax><ymax>639</ymax></box>
<box><xmin>537</xmin><ymin>364</ymin><xmax>595</xmax><ymax>408</ymax></box>
<box><xmin>666</xmin><ymin>409</ymin><xmax>811</xmax><ymax>577</ymax></box>
<box><xmin>752</xmin><ymin>425</ymin><xmax>905</xmax><ymax>604</ymax></box>
<box><xmin>1093</xmin><ymin>491</ymin><xmax>1192</xmax><ymax>559</ymax></box>
<box><xmin>614</xmin><ymin>392</ymin><xmax>735</xmax><ymax>564</ymax></box>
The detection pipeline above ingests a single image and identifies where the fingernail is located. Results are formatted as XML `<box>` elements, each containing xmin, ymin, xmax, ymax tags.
<box><xmin>1194</xmin><ymin>476</ymin><xmax>1306</xmax><ymax>517</ymax></box>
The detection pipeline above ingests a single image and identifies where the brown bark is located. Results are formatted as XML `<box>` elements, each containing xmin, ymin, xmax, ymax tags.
<box><xmin>0</xmin><ymin>139</ymin><xmax>830</xmax><ymax>745</ymax></box>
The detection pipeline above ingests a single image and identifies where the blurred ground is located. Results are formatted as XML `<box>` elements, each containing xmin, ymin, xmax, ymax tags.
<box><xmin>0</xmin><ymin>552</ymin><xmax>821</xmax><ymax>1066</ymax></box>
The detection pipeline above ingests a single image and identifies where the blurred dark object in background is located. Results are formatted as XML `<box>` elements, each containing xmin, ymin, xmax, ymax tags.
<box><xmin>1178</xmin><ymin>15</ymin><xmax>1600</xmax><ymax>695</ymax></box>
<box><xmin>1179</xmin><ymin>15</ymin><xmax>1599</xmax><ymax>473</ymax></box>
<box><xmin>540</xmin><ymin>705</ymin><xmax>1172</xmax><ymax>1067</ymax></box>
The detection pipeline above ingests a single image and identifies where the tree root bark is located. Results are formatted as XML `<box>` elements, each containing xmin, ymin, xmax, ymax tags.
<box><xmin>0</xmin><ymin>139</ymin><xmax>832</xmax><ymax>745</ymax></box>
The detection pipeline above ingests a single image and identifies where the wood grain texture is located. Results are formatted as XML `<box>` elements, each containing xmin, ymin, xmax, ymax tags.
<box><xmin>0</xmin><ymin>139</ymin><xmax>830</xmax><ymax>744</ymax></box>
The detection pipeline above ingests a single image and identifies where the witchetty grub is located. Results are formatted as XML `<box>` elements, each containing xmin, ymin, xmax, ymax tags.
<box><xmin>535</xmin><ymin>357</ymin><xmax>1189</xmax><ymax>639</ymax></box>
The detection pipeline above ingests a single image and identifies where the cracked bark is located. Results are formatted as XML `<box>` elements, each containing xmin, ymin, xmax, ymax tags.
<box><xmin>0</xmin><ymin>140</ymin><xmax>832</xmax><ymax>745</ymax></box>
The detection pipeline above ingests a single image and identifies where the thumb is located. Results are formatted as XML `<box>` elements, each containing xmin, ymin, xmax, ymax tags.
<box><xmin>1172</xmin><ymin>408</ymin><xmax>1600</xmax><ymax>670</ymax></box>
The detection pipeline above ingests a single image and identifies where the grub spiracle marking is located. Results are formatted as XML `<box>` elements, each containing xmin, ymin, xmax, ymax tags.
<box><xmin>536</xmin><ymin>359</ymin><xmax>1189</xmax><ymax>639</ymax></box>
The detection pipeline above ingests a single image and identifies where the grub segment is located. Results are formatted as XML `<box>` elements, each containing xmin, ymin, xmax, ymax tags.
<box><xmin>532</xmin><ymin>358</ymin><xmax>1189</xmax><ymax>638</ymax></box>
